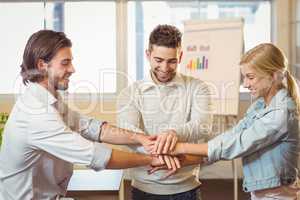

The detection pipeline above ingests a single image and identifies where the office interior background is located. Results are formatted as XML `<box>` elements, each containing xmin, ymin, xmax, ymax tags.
<box><xmin>0</xmin><ymin>0</ymin><xmax>299</xmax><ymax>200</ymax></box>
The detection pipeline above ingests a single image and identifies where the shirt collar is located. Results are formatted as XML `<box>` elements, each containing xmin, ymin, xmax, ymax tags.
<box><xmin>252</xmin><ymin>88</ymin><xmax>290</xmax><ymax>112</ymax></box>
<box><xmin>26</xmin><ymin>82</ymin><xmax>58</xmax><ymax>106</ymax></box>
<box><xmin>268</xmin><ymin>88</ymin><xmax>290</xmax><ymax>109</ymax></box>
<box><xmin>140</xmin><ymin>70</ymin><xmax>185</xmax><ymax>92</ymax></box>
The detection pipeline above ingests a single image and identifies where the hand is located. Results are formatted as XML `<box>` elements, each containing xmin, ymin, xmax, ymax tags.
<box><xmin>148</xmin><ymin>155</ymin><xmax>181</xmax><ymax>179</ymax></box>
<box><xmin>150</xmin><ymin>155</ymin><xmax>165</xmax><ymax>167</ymax></box>
<box><xmin>152</xmin><ymin>130</ymin><xmax>178</xmax><ymax>155</ymax></box>
<box><xmin>135</xmin><ymin>134</ymin><xmax>157</xmax><ymax>153</ymax></box>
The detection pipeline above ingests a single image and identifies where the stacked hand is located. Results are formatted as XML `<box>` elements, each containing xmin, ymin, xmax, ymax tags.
<box><xmin>136</xmin><ymin>134</ymin><xmax>157</xmax><ymax>153</ymax></box>
<box><xmin>152</xmin><ymin>129</ymin><xmax>178</xmax><ymax>155</ymax></box>
<box><xmin>149</xmin><ymin>155</ymin><xmax>181</xmax><ymax>179</ymax></box>
<box><xmin>138</xmin><ymin>130</ymin><xmax>181</xmax><ymax>179</ymax></box>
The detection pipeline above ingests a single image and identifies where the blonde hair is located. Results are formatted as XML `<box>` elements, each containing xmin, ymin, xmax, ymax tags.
<box><xmin>240</xmin><ymin>43</ymin><xmax>300</xmax><ymax>115</ymax></box>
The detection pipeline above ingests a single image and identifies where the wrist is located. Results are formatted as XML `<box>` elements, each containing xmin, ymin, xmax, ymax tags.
<box><xmin>176</xmin><ymin>143</ymin><xmax>187</xmax><ymax>154</ymax></box>
<box><xmin>132</xmin><ymin>132</ymin><xmax>143</xmax><ymax>144</ymax></box>
<box><xmin>148</xmin><ymin>155</ymin><xmax>155</xmax><ymax>165</ymax></box>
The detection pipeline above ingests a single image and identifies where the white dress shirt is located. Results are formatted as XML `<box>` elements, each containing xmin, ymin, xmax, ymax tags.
<box><xmin>0</xmin><ymin>83</ymin><xmax>112</xmax><ymax>200</ymax></box>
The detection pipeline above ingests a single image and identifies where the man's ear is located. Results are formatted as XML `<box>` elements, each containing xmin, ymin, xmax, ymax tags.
<box><xmin>37</xmin><ymin>59</ymin><xmax>47</xmax><ymax>71</ymax></box>
<box><xmin>145</xmin><ymin>49</ymin><xmax>151</xmax><ymax>61</ymax></box>
<box><xmin>178</xmin><ymin>51</ymin><xmax>183</xmax><ymax>64</ymax></box>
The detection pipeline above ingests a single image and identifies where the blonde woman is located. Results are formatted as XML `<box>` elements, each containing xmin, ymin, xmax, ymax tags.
<box><xmin>153</xmin><ymin>43</ymin><xmax>300</xmax><ymax>199</ymax></box>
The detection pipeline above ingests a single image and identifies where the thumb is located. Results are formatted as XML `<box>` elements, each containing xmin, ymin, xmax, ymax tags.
<box><xmin>148</xmin><ymin>135</ymin><xmax>157</xmax><ymax>140</ymax></box>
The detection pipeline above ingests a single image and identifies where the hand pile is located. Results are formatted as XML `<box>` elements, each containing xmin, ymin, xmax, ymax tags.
<box><xmin>139</xmin><ymin>130</ymin><xmax>182</xmax><ymax>179</ymax></box>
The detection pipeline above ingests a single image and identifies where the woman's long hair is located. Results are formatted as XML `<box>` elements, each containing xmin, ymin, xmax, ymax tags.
<box><xmin>240</xmin><ymin>43</ymin><xmax>300</xmax><ymax>115</ymax></box>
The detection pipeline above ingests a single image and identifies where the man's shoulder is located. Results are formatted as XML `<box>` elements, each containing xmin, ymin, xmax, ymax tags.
<box><xmin>15</xmin><ymin>89</ymin><xmax>57</xmax><ymax>120</ymax></box>
<box><xmin>122</xmin><ymin>79</ymin><xmax>155</xmax><ymax>93</ymax></box>
<box><xmin>178</xmin><ymin>73</ymin><xmax>208</xmax><ymax>88</ymax></box>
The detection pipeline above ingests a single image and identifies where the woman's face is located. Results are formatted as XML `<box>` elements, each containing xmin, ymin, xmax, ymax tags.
<box><xmin>241</xmin><ymin>64</ymin><xmax>273</xmax><ymax>99</ymax></box>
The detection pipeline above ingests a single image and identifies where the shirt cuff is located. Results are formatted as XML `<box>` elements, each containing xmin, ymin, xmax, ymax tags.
<box><xmin>207</xmin><ymin>136</ymin><xmax>222</xmax><ymax>164</ymax></box>
<box><xmin>88</xmin><ymin>142</ymin><xmax>112</xmax><ymax>171</ymax></box>
<box><xmin>80</xmin><ymin>118</ymin><xmax>105</xmax><ymax>142</ymax></box>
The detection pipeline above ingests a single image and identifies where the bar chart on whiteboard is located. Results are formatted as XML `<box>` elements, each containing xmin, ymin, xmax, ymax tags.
<box><xmin>181</xmin><ymin>19</ymin><xmax>244</xmax><ymax>115</ymax></box>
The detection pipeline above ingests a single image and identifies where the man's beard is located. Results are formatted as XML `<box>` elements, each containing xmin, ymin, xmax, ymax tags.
<box><xmin>48</xmin><ymin>77</ymin><xmax>68</xmax><ymax>91</ymax></box>
<box><xmin>55</xmin><ymin>80</ymin><xmax>68</xmax><ymax>91</ymax></box>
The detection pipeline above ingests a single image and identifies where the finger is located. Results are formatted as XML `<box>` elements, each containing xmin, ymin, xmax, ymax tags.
<box><xmin>157</xmin><ymin>135</ymin><xmax>167</xmax><ymax>154</ymax></box>
<box><xmin>173</xmin><ymin>157</ymin><xmax>181</xmax><ymax>169</ymax></box>
<box><xmin>153</xmin><ymin>136</ymin><xmax>161</xmax><ymax>153</ymax></box>
<box><xmin>147</xmin><ymin>144</ymin><xmax>156</xmax><ymax>154</ymax></box>
<box><xmin>169</xmin><ymin>137</ymin><xmax>178</xmax><ymax>152</ymax></box>
<box><xmin>148</xmin><ymin>141</ymin><xmax>156</xmax><ymax>147</ymax></box>
<box><xmin>163</xmin><ymin>155</ymin><xmax>172</xmax><ymax>169</ymax></box>
<box><xmin>148</xmin><ymin>135</ymin><xmax>157</xmax><ymax>141</ymax></box>
<box><xmin>147</xmin><ymin>166</ymin><xmax>167</xmax><ymax>174</ymax></box>
<box><xmin>146</xmin><ymin>146</ymin><xmax>155</xmax><ymax>154</ymax></box>
<box><xmin>150</xmin><ymin>149</ymin><xmax>157</xmax><ymax>155</ymax></box>
<box><xmin>169</xmin><ymin>156</ymin><xmax>177</xmax><ymax>171</ymax></box>
<box><xmin>158</xmin><ymin>155</ymin><xmax>165</xmax><ymax>165</ymax></box>
<box><xmin>145</xmin><ymin>143</ymin><xmax>154</xmax><ymax>149</ymax></box>
<box><xmin>162</xmin><ymin>135</ymin><xmax>172</xmax><ymax>154</ymax></box>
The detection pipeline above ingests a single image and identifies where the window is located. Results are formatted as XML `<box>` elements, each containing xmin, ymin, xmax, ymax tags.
<box><xmin>0</xmin><ymin>2</ymin><xmax>44</xmax><ymax>94</ymax></box>
<box><xmin>0</xmin><ymin>0</ymin><xmax>272</xmax><ymax>94</ymax></box>
<box><xmin>292</xmin><ymin>0</ymin><xmax>300</xmax><ymax>78</ymax></box>
<box><xmin>64</xmin><ymin>2</ymin><xmax>116</xmax><ymax>94</ymax></box>
<box><xmin>127</xmin><ymin>0</ymin><xmax>271</xmax><ymax>82</ymax></box>
<box><xmin>296</xmin><ymin>0</ymin><xmax>300</xmax><ymax>67</ymax></box>
<box><xmin>0</xmin><ymin>1</ymin><xmax>116</xmax><ymax>94</ymax></box>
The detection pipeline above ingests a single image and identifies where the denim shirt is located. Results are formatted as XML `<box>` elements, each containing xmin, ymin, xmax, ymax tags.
<box><xmin>208</xmin><ymin>89</ymin><xmax>299</xmax><ymax>192</ymax></box>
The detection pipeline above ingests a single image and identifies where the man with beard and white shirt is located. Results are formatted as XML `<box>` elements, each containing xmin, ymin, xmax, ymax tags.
<box><xmin>0</xmin><ymin>30</ymin><xmax>178</xmax><ymax>200</ymax></box>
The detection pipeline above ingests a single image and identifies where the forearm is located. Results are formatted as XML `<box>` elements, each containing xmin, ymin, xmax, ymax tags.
<box><xmin>100</xmin><ymin>123</ymin><xmax>144</xmax><ymax>145</ymax></box>
<box><xmin>179</xmin><ymin>154</ymin><xmax>203</xmax><ymax>166</ymax></box>
<box><xmin>106</xmin><ymin>149</ymin><xmax>152</xmax><ymax>169</ymax></box>
<box><xmin>175</xmin><ymin>143</ymin><xmax>208</xmax><ymax>156</ymax></box>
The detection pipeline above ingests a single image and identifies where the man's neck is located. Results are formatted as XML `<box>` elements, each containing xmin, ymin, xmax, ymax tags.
<box><xmin>38</xmin><ymin>80</ymin><xmax>58</xmax><ymax>98</ymax></box>
<box><xmin>150</xmin><ymin>70</ymin><xmax>176</xmax><ymax>85</ymax></box>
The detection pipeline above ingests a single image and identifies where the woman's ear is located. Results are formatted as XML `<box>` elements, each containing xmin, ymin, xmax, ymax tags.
<box><xmin>272</xmin><ymin>71</ymin><xmax>284</xmax><ymax>82</ymax></box>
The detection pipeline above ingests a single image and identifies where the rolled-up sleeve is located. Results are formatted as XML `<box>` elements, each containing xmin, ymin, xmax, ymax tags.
<box><xmin>78</xmin><ymin>116</ymin><xmax>105</xmax><ymax>142</ymax></box>
<box><xmin>56</xmin><ymin>101</ymin><xmax>106</xmax><ymax>142</ymax></box>
<box><xmin>208</xmin><ymin>108</ymin><xmax>289</xmax><ymax>163</ymax></box>
<box><xmin>88</xmin><ymin>142</ymin><xmax>112</xmax><ymax>171</ymax></box>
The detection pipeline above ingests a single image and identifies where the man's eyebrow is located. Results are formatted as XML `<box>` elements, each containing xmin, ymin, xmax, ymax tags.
<box><xmin>153</xmin><ymin>57</ymin><xmax>177</xmax><ymax>61</ymax></box>
<box><xmin>61</xmin><ymin>58</ymin><xmax>72</xmax><ymax>62</ymax></box>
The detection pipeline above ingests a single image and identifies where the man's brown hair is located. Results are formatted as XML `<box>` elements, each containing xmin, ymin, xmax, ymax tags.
<box><xmin>148</xmin><ymin>24</ymin><xmax>182</xmax><ymax>51</ymax></box>
<box><xmin>20</xmin><ymin>30</ymin><xmax>72</xmax><ymax>84</ymax></box>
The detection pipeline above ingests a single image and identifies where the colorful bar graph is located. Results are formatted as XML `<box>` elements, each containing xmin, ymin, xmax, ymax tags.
<box><xmin>186</xmin><ymin>56</ymin><xmax>208</xmax><ymax>70</ymax></box>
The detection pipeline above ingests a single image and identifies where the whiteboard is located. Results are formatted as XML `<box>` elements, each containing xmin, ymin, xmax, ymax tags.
<box><xmin>180</xmin><ymin>19</ymin><xmax>244</xmax><ymax>115</ymax></box>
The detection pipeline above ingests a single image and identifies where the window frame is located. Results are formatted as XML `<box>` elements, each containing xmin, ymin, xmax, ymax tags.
<box><xmin>291</xmin><ymin>0</ymin><xmax>300</xmax><ymax>78</ymax></box>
